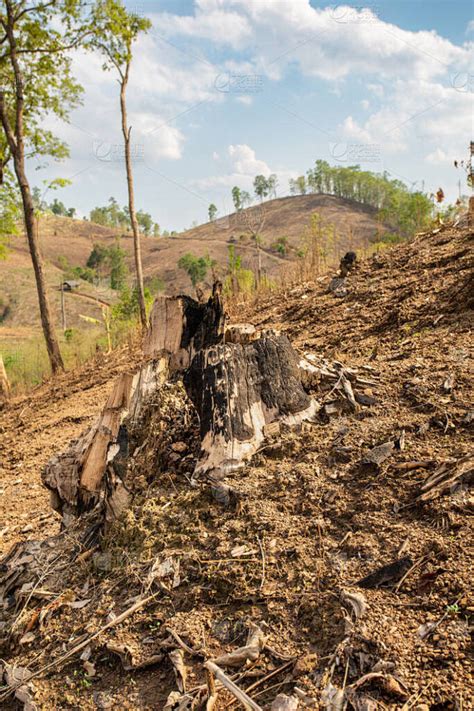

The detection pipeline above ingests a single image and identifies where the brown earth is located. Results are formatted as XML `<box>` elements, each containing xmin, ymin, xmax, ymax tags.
<box><xmin>0</xmin><ymin>194</ymin><xmax>385</xmax><ymax>334</ymax></box>
<box><xmin>0</xmin><ymin>215</ymin><xmax>472</xmax><ymax>709</ymax></box>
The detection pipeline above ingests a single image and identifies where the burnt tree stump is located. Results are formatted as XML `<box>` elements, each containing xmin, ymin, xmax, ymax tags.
<box><xmin>42</xmin><ymin>289</ymin><xmax>225</xmax><ymax>520</ymax></box>
<box><xmin>184</xmin><ymin>332</ymin><xmax>318</xmax><ymax>480</ymax></box>
<box><xmin>42</xmin><ymin>284</ymin><xmax>316</xmax><ymax>521</ymax></box>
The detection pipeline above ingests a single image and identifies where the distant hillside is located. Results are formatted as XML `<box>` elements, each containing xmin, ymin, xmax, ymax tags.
<box><xmin>0</xmin><ymin>193</ymin><xmax>386</xmax><ymax>337</ymax></box>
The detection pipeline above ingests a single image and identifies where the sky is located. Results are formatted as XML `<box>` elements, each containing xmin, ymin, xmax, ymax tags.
<box><xmin>35</xmin><ymin>0</ymin><xmax>473</xmax><ymax>231</ymax></box>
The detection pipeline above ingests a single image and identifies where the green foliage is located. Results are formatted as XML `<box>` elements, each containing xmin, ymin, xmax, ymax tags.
<box><xmin>136</xmin><ymin>209</ymin><xmax>153</xmax><ymax>235</ymax></box>
<box><xmin>0</xmin><ymin>1</ymin><xmax>86</xmax><ymax>161</ymax></box>
<box><xmin>58</xmin><ymin>254</ymin><xmax>96</xmax><ymax>283</ymax></box>
<box><xmin>0</xmin><ymin>168</ymin><xmax>20</xmax><ymax>257</ymax></box>
<box><xmin>241</xmin><ymin>190</ymin><xmax>251</xmax><ymax>207</ymax></box>
<box><xmin>271</xmin><ymin>236</ymin><xmax>289</xmax><ymax>255</ymax></box>
<box><xmin>112</xmin><ymin>285</ymin><xmax>153</xmax><ymax>321</ymax></box>
<box><xmin>253</xmin><ymin>174</ymin><xmax>277</xmax><ymax>199</ymax></box>
<box><xmin>208</xmin><ymin>203</ymin><xmax>218</xmax><ymax>222</ymax></box>
<box><xmin>90</xmin><ymin>197</ymin><xmax>129</xmax><ymax>228</ymax></box>
<box><xmin>146</xmin><ymin>276</ymin><xmax>165</xmax><ymax>294</ymax></box>
<box><xmin>109</xmin><ymin>243</ymin><xmax>128</xmax><ymax>290</ymax></box>
<box><xmin>289</xmin><ymin>175</ymin><xmax>307</xmax><ymax>195</ymax></box>
<box><xmin>301</xmin><ymin>161</ymin><xmax>433</xmax><ymax>237</ymax></box>
<box><xmin>86</xmin><ymin>243</ymin><xmax>110</xmax><ymax>270</ymax></box>
<box><xmin>232</xmin><ymin>186</ymin><xmax>242</xmax><ymax>211</ymax></box>
<box><xmin>90</xmin><ymin>0</ymin><xmax>151</xmax><ymax>72</ymax></box>
<box><xmin>178</xmin><ymin>252</ymin><xmax>214</xmax><ymax>287</ymax></box>
<box><xmin>89</xmin><ymin>197</ymin><xmax>155</xmax><ymax>234</ymax></box>
<box><xmin>224</xmin><ymin>244</ymin><xmax>255</xmax><ymax>297</ymax></box>
<box><xmin>50</xmin><ymin>198</ymin><xmax>75</xmax><ymax>217</ymax></box>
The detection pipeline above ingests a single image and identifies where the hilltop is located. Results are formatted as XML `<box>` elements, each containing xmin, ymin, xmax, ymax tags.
<box><xmin>0</xmin><ymin>214</ymin><xmax>472</xmax><ymax>708</ymax></box>
<box><xmin>1</xmin><ymin>193</ymin><xmax>385</xmax><ymax>331</ymax></box>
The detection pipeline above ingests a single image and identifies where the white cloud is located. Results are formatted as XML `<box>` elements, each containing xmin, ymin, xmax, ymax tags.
<box><xmin>190</xmin><ymin>144</ymin><xmax>297</xmax><ymax>194</ymax></box>
<box><xmin>156</xmin><ymin>1</ymin><xmax>471</xmax><ymax>84</ymax></box>
<box><xmin>235</xmin><ymin>95</ymin><xmax>253</xmax><ymax>105</ymax></box>
<box><xmin>426</xmin><ymin>148</ymin><xmax>450</xmax><ymax>165</ymax></box>
<box><xmin>228</xmin><ymin>144</ymin><xmax>271</xmax><ymax>175</ymax></box>
<box><xmin>360</xmin><ymin>99</ymin><xmax>370</xmax><ymax>110</ymax></box>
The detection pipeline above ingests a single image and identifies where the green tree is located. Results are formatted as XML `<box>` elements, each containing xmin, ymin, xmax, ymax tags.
<box><xmin>86</xmin><ymin>243</ymin><xmax>110</xmax><ymax>274</ymax></box>
<box><xmin>109</xmin><ymin>242</ymin><xmax>128</xmax><ymax>290</ymax></box>
<box><xmin>253</xmin><ymin>174</ymin><xmax>277</xmax><ymax>200</ymax></box>
<box><xmin>50</xmin><ymin>198</ymin><xmax>68</xmax><ymax>216</ymax></box>
<box><xmin>208</xmin><ymin>203</ymin><xmax>217</xmax><ymax>222</ymax></box>
<box><xmin>153</xmin><ymin>222</ymin><xmax>160</xmax><ymax>237</ymax></box>
<box><xmin>253</xmin><ymin>174</ymin><xmax>268</xmax><ymax>199</ymax></box>
<box><xmin>225</xmin><ymin>244</ymin><xmax>255</xmax><ymax>297</ymax></box>
<box><xmin>178</xmin><ymin>252</ymin><xmax>214</xmax><ymax>289</ymax></box>
<box><xmin>91</xmin><ymin>0</ymin><xmax>151</xmax><ymax>328</ymax></box>
<box><xmin>0</xmin><ymin>0</ymin><xmax>88</xmax><ymax>373</ymax></box>
<box><xmin>231</xmin><ymin>186</ymin><xmax>242</xmax><ymax>211</ymax></box>
<box><xmin>289</xmin><ymin>176</ymin><xmax>307</xmax><ymax>195</ymax></box>
<box><xmin>136</xmin><ymin>209</ymin><xmax>153</xmax><ymax>235</ymax></box>
<box><xmin>0</xmin><ymin>167</ymin><xmax>20</xmax><ymax>258</ymax></box>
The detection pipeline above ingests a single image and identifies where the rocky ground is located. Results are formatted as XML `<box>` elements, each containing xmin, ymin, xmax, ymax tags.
<box><xmin>0</xmin><ymin>216</ymin><xmax>472</xmax><ymax>709</ymax></box>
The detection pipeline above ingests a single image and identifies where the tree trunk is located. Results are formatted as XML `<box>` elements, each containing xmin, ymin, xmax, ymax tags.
<box><xmin>0</xmin><ymin>354</ymin><xmax>10</xmax><ymax>403</ymax></box>
<box><xmin>13</xmin><ymin>159</ymin><xmax>64</xmax><ymax>373</ymax></box>
<box><xmin>183</xmin><ymin>332</ymin><xmax>317</xmax><ymax>480</ymax></box>
<box><xmin>0</xmin><ymin>7</ymin><xmax>64</xmax><ymax>375</ymax></box>
<box><xmin>120</xmin><ymin>64</ymin><xmax>147</xmax><ymax>329</ymax></box>
<box><xmin>42</xmin><ymin>285</ymin><xmax>316</xmax><ymax>522</ymax></box>
<box><xmin>43</xmin><ymin>288</ymin><xmax>225</xmax><ymax>520</ymax></box>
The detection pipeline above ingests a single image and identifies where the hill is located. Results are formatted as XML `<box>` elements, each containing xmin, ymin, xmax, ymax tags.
<box><xmin>0</xmin><ymin>214</ymin><xmax>472</xmax><ymax>708</ymax></box>
<box><xmin>0</xmin><ymin>193</ymin><xmax>385</xmax><ymax>328</ymax></box>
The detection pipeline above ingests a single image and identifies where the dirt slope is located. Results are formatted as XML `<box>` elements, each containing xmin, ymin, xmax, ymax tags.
<box><xmin>0</xmin><ymin>216</ymin><xmax>472</xmax><ymax>709</ymax></box>
<box><xmin>0</xmin><ymin>194</ymin><xmax>384</xmax><ymax>333</ymax></box>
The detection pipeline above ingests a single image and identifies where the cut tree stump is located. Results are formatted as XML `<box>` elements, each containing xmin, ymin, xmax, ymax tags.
<box><xmin>43</xmin><ymin>289</ymin><xmax>225</xmax><ymax>520</ymax></box>
<box><xmin>43</xmin><ymin>358</ymin><xmax>169</xmax><ymax>521</ymax></box>
<box><xmin>42</xmin><ymin>285</ymin><xmax>316</xmax><ymax>522</ymax></box>
<box><xmin>144</xmin><ymin>283</ymin><xmax>225</xmax><ymax>369</ymax></box>
<box><xmin>183</xmin><ymin>332</ymin><xmax>318</xmax><ymax>480</ymax></box>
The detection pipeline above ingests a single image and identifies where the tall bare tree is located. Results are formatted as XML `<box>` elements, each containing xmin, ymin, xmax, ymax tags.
<box><xmin>92</xmin><ymin>0</ymin><xmax>151</xmax><ymax>328</ymax></box>
<box><xmin>0</xmin><ymin>0</ymin><xmax>88</xmax><ymax>373</ymax></box>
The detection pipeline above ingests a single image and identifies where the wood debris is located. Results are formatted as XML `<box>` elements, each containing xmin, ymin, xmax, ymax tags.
<box><xmin>212</xmin><ymin>623</ymin><xmax>266</xmax><ymax>668</ymax></box>
<box><xmin>356</xmin><ymin>556</ymin><xmax>413</xmax><ymax>588</ymax></box>
<box><xmin>417</xmin><ymin>454</ymin><xmax>473</xmax><ymax>501</ymax></box>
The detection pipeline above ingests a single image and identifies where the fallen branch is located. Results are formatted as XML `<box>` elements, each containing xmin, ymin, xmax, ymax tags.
<box><xmin>0</xmin><ymin>594</ymin><xmax>157</xmax><ymax>702</ymax></box>
<box><xmin>213</xmin><ymin>623</ymin><xmax>266</xmax><ymax>668</ymax></box>
<box><xmin>204</xmin><ymin>661</ymin><xmax>263</xmax><ymax>711</ymax></box>
<box><xmin>165</xmin><ymin>627</ymin><xmax>203</xmax><ymax>657</ymax></box>
<box><xmin>224</xmin><ymin>660</ymin><xmax>295</xmax><ymax>709</ymax></box>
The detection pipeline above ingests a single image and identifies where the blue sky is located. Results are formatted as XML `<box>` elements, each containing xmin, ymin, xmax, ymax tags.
<box><xmin>37</xmin><ymin>0</ymin><xmax>473</xmax><ymax>231</ymax></box>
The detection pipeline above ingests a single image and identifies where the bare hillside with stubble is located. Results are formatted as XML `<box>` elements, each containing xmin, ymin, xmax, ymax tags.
<box><xmin>0</xmin><ymin>214</ymin><xmax>472</xmax><ymax>709</ymax></box>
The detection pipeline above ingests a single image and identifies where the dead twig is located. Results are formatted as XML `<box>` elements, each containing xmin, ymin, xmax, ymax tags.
<box><xmin>204</xmin><ymin>661</ymin><xmax>263</xmax><ymax>711</ymax></box>
<box><xmin>224</xmin><ymin>660</ymin><xmax>294</xmax><ymax>709</ymax></box>
<box><xmin>0</xmin><ymin>594</ymin><xmax>157</xmax><ymax>702</ymax></box>
<box><xmin>394</xmin><ymin>554</ymin><xmax>430</xmax><ymax>592</ymax></box>
<box><xmin>206</xmin><ymin>667</ymin><xmax>218</xmax><ymax>711</ymax></box>
<box><xmin>257</xmin><ymin>535</ymin><xmax>266</xmax><ymax>590</ymax></box>
<box><xmin>165</xmin><ymin>627</ymin><xmax>203</xmax><ymax>657</ymax></box>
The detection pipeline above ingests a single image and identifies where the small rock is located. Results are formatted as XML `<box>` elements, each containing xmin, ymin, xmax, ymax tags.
<box><xmin>171</xmin><ymin>442</ymin><xmax>187</xmax><ymax>453</ymax></box>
